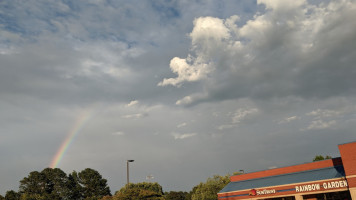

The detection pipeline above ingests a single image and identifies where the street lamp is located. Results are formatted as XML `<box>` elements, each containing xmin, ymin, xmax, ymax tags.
<box><xmin>127</xmin><ymin>160</ymin><xmax>134</xmax><ymax>187</ymax></box>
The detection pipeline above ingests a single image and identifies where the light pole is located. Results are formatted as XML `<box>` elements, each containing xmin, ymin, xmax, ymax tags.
<box><xmin>127</xmin><ymin>160</ymin><xmax>134</xmax><ymax>187</ymax></box>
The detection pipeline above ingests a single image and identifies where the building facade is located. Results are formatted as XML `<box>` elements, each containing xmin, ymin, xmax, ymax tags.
<box><xmin>218</xmin><ymin>141</ymin><xmax>356</xmax><ymax>200</ymax></box>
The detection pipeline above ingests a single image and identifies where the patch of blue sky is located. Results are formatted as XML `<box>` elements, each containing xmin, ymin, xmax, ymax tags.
<box><xmin>0</xmin><ymin>14</ymin><xmax>23</xmax><ymax>34</ymax></box>
<box><xmin>1</xmin><ymin>2</ymin><xmax>72</xmax><ymax>36</ymax></box>
<box><xmin>149</xmin><ymin>0</ymin><xmax>181</xmax><ymax>24</ymax></box>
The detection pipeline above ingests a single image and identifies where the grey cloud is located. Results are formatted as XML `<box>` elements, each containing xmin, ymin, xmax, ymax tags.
<box><xmin>162</xmin><ymin>0</ymin><xmax>356</xmax><ymax>106</ymax></box>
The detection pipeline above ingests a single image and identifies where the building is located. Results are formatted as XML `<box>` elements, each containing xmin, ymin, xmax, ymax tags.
<box><xmin>218</xmin><ymin>141</ymin><xmax>356</xmax><ymax>200</ymax></box>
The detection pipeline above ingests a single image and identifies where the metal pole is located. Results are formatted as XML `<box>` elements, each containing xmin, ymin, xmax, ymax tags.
<box><xmin>126</xmin><ymin>160</ymin><xmax>134</xmax><ymax>188</ymax></box>
<box><xmin>127</xmin><ymin>161</ymin><xmax>129</xmax><ymax>186</ymax></box>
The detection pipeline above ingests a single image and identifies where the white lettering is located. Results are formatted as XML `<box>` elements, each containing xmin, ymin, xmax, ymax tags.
<box><xmin>300</xmin><ymin>186</ymin><xmax>303</xmax><ymax>192</ymax></box>
<box><xmin>295</xmin><ymin>184</ymin><xmax>320</xmax><ymax>193</ymax></box>
<box><xmin>295</xmin><ymin>184</ymin><xmax>320</xmax><ymax>192</ymax></box>
<box><xmin>340</xmin><ymin>181</ymin><xmax>344</xmax><ymax>187</ymax></box>
<box><xmin>256</xmin><ymin>189</ymin><xmax>276</xmax><ymax>195</ymax></box>
<box><xmin>335</xmin><ymin>181</ymin><xmax>339</xmax><ymax>188</ymax></box>
<box><xmin>323</xmin><ymin>183</ymin><xmax>327</xmax><ymax>189</ymax></box>
<box><xmin>343</xmin><ymin>180</ymin><xmax>348</xmax><ymax>187</ymax></box>
<box><xmin>331</xmin><ymin>182</ymin><xmax>336</xmax><ymax>188</ymax></box>
<box><xmin>322</xmin><ymin>181</ymin><xmax>348</xmax><ymax>190</ymax></box>
<box><xmin>316</xmin><ymin>184</ymin><xmax>320</xmax><ymax>190</ymax></box>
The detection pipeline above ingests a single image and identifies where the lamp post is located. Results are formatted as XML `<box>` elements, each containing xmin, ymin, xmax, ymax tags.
<box><xmin>127</xmin><ymin>160</ymin><xmax>134</xmax><ymax>187</ymax></box>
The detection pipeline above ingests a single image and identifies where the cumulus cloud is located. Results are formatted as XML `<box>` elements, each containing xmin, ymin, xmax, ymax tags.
<box><xmin>158</xmin><ymin>16</ymin><xmax>239</xmax><ymax>87</ymax></box>
<box><xmin>160</xmin><ymin>0</ymin><xmax>356</xmax><ymax>105</ymax></box>
<box><xmin>158</xmin><ymin>56</ymin><xmax>212</xmax><ymax>87</ymax></box>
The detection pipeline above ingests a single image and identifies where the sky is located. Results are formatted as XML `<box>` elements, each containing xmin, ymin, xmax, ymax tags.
<box><xmin>1</xmin><ymin>0</ymin><xmax>356</xmax><ymax>195</ymax></box>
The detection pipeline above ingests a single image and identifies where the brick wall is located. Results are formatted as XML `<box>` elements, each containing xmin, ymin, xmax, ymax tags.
<box><xmin>338</xmin><ymin>141</ymin><xmax>356</xmax><ymax>188</ymax></box>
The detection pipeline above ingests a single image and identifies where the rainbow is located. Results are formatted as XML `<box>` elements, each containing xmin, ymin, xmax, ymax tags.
<box><xmin>50</xmin><ymin>109</ymin><xmax>94</xmax><ymax>168</ymax></box>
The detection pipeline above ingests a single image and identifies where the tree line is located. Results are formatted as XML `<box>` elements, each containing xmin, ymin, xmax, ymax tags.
<box><xmin>0</xmin><ymin>168</ymin><xmax>231</xmax><ymax>200</ymax></box>
<box><xmin>1</xmin><ymin>156</ymin><xmax>329</xmax><ymax>199</ymax></box>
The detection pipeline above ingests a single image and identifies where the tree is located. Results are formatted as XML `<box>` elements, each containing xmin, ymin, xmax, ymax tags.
<box><xmin>66</xmin><ymin>173</ymin><xmax>82</xmax><ymax>200</ymax></box>
<box><xmin>313</xmin><ymin>155</ymin><xmax>332</xmax><ymax>162</ymax></box>
<box><xmin>72</xmin><ymin>168</ymin><xmax>111</xmax><ymax>200</ymax></box>
<box><xmin>190</xmin><ymin>174</ymin><xmax>230</xmax><ymax>200</ymax></box>
<box><xmin>19</xmin><ymin>168</ymin><xmax>69</xmax><ymax>200</ymax></box>
<box><xmin>4</xmin><ymin>190</ymin><xmax>20</xmax><ymax>200</ymax></box>
<box><xmin>17</xmin><ymin>167</ymin><xmax>111</xmax><ymax>200</ymax></box>
<box><xmin>113</xmin><ymin>182</ymin><xmax>164</xmax><ymax>200</ymax></box>
<box><xmin>164</xmin><ymin>191</ymin><xmax>189</xmax><ymax>200</ymax></box>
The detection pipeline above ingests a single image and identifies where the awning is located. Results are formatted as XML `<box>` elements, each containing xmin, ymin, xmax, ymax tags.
<box><xmin>219</xmin><ymin>165</ymin><xmax>345</xmax><ymax>194</ymax></box>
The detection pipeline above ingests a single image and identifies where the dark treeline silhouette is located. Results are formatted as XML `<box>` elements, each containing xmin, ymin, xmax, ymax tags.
<box><xmin>0</xmin><ymin>167</ymin><xmax>232</xmax><ymax>200</ymax></box>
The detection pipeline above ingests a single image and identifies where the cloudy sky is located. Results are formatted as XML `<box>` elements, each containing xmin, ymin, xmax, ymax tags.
<box><xmin>1</xmin><ymin>0</ymin><xmax>356</xmax><ymax>195</ymax></box>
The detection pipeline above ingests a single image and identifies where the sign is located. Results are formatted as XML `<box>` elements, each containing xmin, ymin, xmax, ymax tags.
<box><xmin>249</xmin><ymin>189</ymin><xmax>276</xmax><ymax>196</ymax></box>
<box><xmin>295</xmin><ymin>180</ymin><xmax>348</xmax><ymax>193</ymax></box>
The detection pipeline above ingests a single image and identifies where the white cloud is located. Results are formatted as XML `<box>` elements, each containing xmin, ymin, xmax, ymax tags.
<box><xmin>257</xmin><ymin>0</ymin><xmax>306</xmax><ymax>11</ymax></box>
<box><xmin>232</xmin><ymin>108</ymin><xmax>259</xmax><ymax>124</ymax></box>
<box><xmin>175</xmin><ymin>95</ymin><xmax>193</xmax><ymax>106</ymax></box>
<box><xmin>278</xmin><ymin>116</ymin><xmax>300</xmax><ymax>124</ymax></box>
<box><xmin>160</xmin><ymin>0</ymin><xmax>356</xmax><ymax>106</ymax></box>
<box><xmin>190</xmin><ymin>16</ymin><xmax>231</xmax><ymax>47</ymax></box>
<box><xmin>121</xmin><ymin>113</ymin><xmax>147</xmax><ymax>119</ymax></box>
<box><xmin>175</xmin><ymin>93</ymin><xmax>207</xmax><ymax>106</ymax></box>
<box><xmin>158</xmin><ymin>56</ymin><xmax>212</xmax><ymax>87</ymax></box>
<box><xmin>158</xmin><ymin>16</ymin><xmax>238</xmax><ymax>87</ymax></box>
<box><xmin>306</xmin><ymin>109</ymin><xmax>341</xmax><ymax>119</ymax></box>
<box><xmin>177</xmin><ymin>122</ymin><xmax>187</xmax><ymax>128</ymax></box>
<box><xmin>172</xmin><ymin>132</ymin><xmax>197</xmax><ymax>140</ymax></box>
<box><xmin>127</xmin><ymin>100</ymin><xmax>139</xmax><ymax>107</ymax></box>
<box><xmin>306</xmin><ymin>120</ymin><xmax>336</xmax><ymax>130</ymax></box>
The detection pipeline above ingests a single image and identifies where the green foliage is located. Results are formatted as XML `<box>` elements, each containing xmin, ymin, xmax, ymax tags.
<box><xmin>72</xmin><ymin>168</ymin><xmax>111</xmax><ymax>199</ymax></box>
<box><xmin>99</xmin><ymin>196</ymin><xmax>113</xmax><ymax>200</ymax></box>
<box><xmin>313</xmin><ymin>155</ymin><xmax>332</xmax><ymax>162</ymax></box>
<box><xmin>164</xmin><ymin>191</ymin><xmax>189</xmax><ymax>200</ymax></box>
<box><xmin>19</xmin><ymin>168</ymin><xmax>68</xmax><ymax>200</ymax></box>
<box><xmin>15</xmin><ymin>167</ymin><xmax>110</xmax><ymax>200</ymax></box>
<box><xmin>113</xmin><ymin>182</ymin><xmax>164</xmax><ymax>200</ymax></box>
<box><xmin>4</xmin><ymin>190</ymin><xmax>20</xmax><ymax>200</ymax></box>
<box><xmin>190</xmin><ymin>174</ymin><xmax>230</xmax><ymax>200</ymax></box>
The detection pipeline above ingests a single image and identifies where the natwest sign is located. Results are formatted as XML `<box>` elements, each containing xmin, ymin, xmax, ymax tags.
<box><xmin>249</xmin><ymin>189</ymin><xmax>276</xmax><ymax>196</ymax></box>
